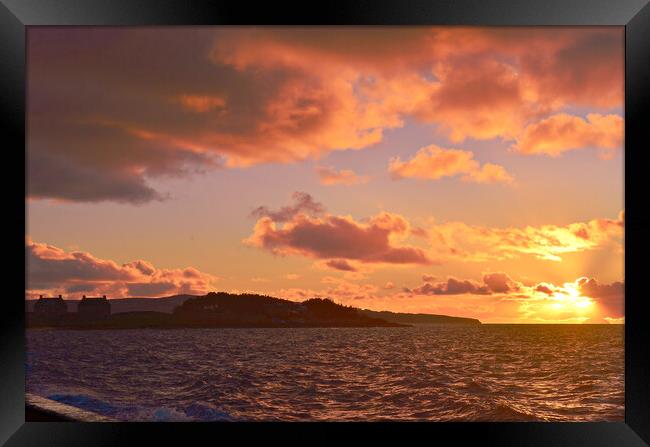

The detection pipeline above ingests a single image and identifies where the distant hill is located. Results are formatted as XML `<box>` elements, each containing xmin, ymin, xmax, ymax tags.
<box><xmin>169</xmin><ymin>293</ymin><xmax>404</xmax><ymax>328</ymax></box>
<box><xmin>359</xmin><ymin>309</ymin><xmax>480</xmax><ymax>326</ymax></box>
<box><xmin>26</xmin><ymin>292</ymin><xmax>404</xmax><ymax>329</ymax></box>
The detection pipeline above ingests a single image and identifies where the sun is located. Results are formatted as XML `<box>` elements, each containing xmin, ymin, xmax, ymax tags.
<box><xmin>548</xmin><ymin>282</ymin><xmax>595</xmax><ymax>313</ymax></box>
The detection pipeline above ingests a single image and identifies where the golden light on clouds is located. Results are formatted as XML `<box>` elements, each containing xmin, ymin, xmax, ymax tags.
<box><xmin>388</xmin><ymin>144</ymin><xmax>515</xmax><ymax>185</ymax></box>
<box><xmin>26</xmin><ymin>27</ymin><xmax>624</xmax><ymax>323</ymax></box>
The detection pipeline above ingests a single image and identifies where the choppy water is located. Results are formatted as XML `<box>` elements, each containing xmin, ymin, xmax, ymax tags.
<box><xmin>26</xmin><ymin>325</ymin><xmax>624</xmax><ymax>421</ymax></box>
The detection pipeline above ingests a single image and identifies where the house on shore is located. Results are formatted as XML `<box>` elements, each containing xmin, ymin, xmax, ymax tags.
<box><xmin>33</xmin><ymin>295</ymin><xmax>67</xmax><ymax>320</ymax></box>
<box><xmin>78</xmin><ymin>295</ymin><xmax>111</xmax><ymax>320</ymax></box>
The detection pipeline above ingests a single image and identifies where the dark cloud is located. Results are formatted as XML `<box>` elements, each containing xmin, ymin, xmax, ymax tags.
<box><xmin>483</xmin><ymin>272</ymin><xmax>517</xmax><ymax>293</ymax></box>
<box><xmin>407</xmin><ymin>272</ymin><xmax>521</xmax><ymax>296</ymax></box>
<box><xmin>28</xmin><ymin>150</ymin><xmax>164</xmax><ymax>204</ymax></box>
<box><xmin>66</xmin><ymin>283</ymin><xmax>106</xmax><ymax>293</ymax></box>
<box><xmin>577</xmin><ymin>277</ymin><xmax>624</xmax><ymax>297</ymax></box>
<box><xmin>324</xmin><ymin>259</ymin><xmax>358</xmax><ymax>272</ymax></box>
<box><xmin>520</xmin><ymin>30</ymin><xmax>623</xmax><ymax>108</ymax></box>
<box><xmin>408</xmin><ymin>278</ymin><xmax>490</xmax><ymax>296</ymax></box>
<box><xmin>250</xmin><ymin>192</ymin><xmax>325</xmax><ymax>222</ymax></box>
<box><xmin>534</xmin><ymin>283</ymin><xmax>555</xmax><ymax>295</ymax></box>
<box><xmin>577</xmin><ymin>277</ymin><xmax>624</xmax><ymax>318</ymax></box>
<box><xmin>27</xmin><ymin>28</ymin><xmax>276</xmax><ymax>203</ymax></box>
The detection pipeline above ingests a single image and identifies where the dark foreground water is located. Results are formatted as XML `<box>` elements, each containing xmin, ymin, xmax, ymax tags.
<box><xmin>26</xmin><ymin>325</ymin><xmax>624</xmax><ymax>421</ymax></box>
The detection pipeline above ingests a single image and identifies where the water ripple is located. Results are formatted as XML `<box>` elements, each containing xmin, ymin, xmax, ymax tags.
<box><xmin>26</xmin><ymin>325</ymin><xmax>624</xmax><ymax>422</ymax></box>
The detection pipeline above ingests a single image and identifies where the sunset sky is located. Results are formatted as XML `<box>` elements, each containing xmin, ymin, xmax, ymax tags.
<box><xmin>26</xmin><ymin>27</ymin><xmax>624</xmax><ymax>323</ymax></box>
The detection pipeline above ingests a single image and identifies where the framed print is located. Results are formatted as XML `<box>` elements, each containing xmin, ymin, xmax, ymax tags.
<box><xmin>1</xmin><ymin>0</ymin><xmax>649</xmax><ymax>445</ymax></box>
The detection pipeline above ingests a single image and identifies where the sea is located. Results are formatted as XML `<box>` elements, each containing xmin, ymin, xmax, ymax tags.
<box><xmin>26</xmin><ymin>325</ymin><xmax>624</xmax><ymax>422</ymax></box>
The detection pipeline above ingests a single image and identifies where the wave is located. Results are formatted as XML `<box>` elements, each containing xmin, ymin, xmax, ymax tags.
<box><xmin>48</xmin><ymin>393</ymin><xmax>119</xmax><ymax>416</ymax></box>
<box><xmin>485</xmin><ymin>402</ymin><xmax>541</xmax><ymax>422</ymax></box>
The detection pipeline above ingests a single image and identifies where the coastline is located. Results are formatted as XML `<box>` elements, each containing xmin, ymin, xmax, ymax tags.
<box><xmin>26</xmin><ymin>293</ymin><xmax>482</xmax><ymax>330</ymax></box>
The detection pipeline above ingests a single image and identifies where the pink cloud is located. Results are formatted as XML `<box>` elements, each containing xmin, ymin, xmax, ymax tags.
<box><xmin>244</xmin><ymin>197</ymin><xmax>432</xmax><ymax>265</ymax></box>
<box><xmin>26</xmin><ymin>239</ymin><xmax>217</xmax><ymax>298</ymax></box>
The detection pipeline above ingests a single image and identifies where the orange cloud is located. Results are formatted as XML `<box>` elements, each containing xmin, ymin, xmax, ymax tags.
<box><xmin>26</xmin><ymin>239</ymin><xmax>217</xmax><ymax>298</ymax></box>
<box><xmin>206</xmin><ymin>27</ymin><xmax>624</xmax><ymax>152</ymax></box>
<box><xmin>415</xmin><ymin>57</ymin><xmax>531</xmax><ymax>143</ymax></box>
<box><xmin>28</xmin><ymin>27</ymin><xmax>622</xmax><ymax>203</ymax></box>
<box><xmin>388</xmin><ymin>145</ymin><xmax>514</xmax><ymax>184</ymax></box>
<box><xmin>316</xmin><ymin>166</ymin><xmax>368</xmax><ymax>186</ymax></box>
<box><xmin>321</xmin><ymin>277</ymin><xmax>381</xmax><ymax>302</ymax></box>
<box><xmin>275</xmin><ymin>277</ymin><xmax>380</xmax><ymax>304</ymax></box>
<box><xmin>178</xmin><ymin>94</ymin><xmax>226</xmax><ymax>112</ymax></box>
<box><xmin>604</xmin><ymin>317</ymin><xmax>625</xmax><ymax>324</ymax></box>
<box><xmin>515</xmin><ymin>113</ymin><xmax>623</xmax><ymax>158</ymax></box>
<box><xmin>427</xmin><ymin>213</ymin><xmax>623</xmax><ymax>262</ymax></box>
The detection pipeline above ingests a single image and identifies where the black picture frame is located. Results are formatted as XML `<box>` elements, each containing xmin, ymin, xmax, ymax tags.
<box><xmin>2</xmin><ymin>0</ymin><xmax>648</xmax><ymax>445</ymax></box>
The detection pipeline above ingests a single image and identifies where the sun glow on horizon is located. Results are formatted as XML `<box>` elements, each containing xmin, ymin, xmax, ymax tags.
<box><xmin>530</xmin><ymin>281</ymin><xmax>595</xmax><ymax>323</ymax></box>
